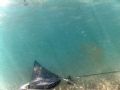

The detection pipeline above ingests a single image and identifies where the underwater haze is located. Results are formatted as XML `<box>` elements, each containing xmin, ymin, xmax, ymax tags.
<box><xmin>0</xmin><ymin>0</ymin><xmax>120</xmax><ymax>90</ymax></box>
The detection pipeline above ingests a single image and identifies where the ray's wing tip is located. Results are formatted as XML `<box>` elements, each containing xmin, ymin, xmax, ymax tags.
<box><xmin>34</xmin><ymin>60</ymin><xmax>41</xmax><ymax>67</ymax></box>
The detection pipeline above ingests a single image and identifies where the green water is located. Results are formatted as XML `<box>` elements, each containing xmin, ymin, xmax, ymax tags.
<box><xmin>0</xmin><ymin>0</ymin><xmax>120</xmax><ymax>90</ymax></box>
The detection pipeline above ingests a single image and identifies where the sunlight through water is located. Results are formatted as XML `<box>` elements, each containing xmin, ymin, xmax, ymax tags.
<box><xmin>0</xmin><ymin>0</ymin><xmax>11</xmax><ymax>7</ymax></box>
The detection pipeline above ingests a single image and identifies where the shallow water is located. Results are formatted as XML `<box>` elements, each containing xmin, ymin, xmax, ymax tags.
<box><xmin>1</xmin><ymin>0</ymin><xmax>120</xmax><ymax>90</ymax></box>
<box><xmin>55</xmin><ymin>73</ymin><xmax>120</xmax><ymax>90</ymax></box>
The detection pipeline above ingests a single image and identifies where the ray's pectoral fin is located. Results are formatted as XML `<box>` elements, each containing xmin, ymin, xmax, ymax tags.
<box><xmin>20</xmin><ymin>60</ymin><xmax>61</xmax><ymax>90</ymax></box>
<box><xmin>19</xmin><ymin>82</ymin><xmax>29</xmax><ymax>90</ymax></box>
<box><xmin>29</xmin><ymin>60</ymin><xmax>61</xmax><ymax>89</ymax></box>
<box><xmin>32</xmin><ymin>60</ymin><xmax>42</xmax><ymax>80</ymax></box>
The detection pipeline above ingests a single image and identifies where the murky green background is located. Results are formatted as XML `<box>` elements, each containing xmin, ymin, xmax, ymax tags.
<box><xmin>0</xmin><ymin>0</ymin><xmax>120</xmax><ymax>89</ymax></box>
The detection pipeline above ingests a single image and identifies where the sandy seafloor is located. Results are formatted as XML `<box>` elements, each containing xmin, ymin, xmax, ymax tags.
<box><xmin>1</xmin><ymin>0</ymin><xmax>120</xmax><ymax>90</ymax></box>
